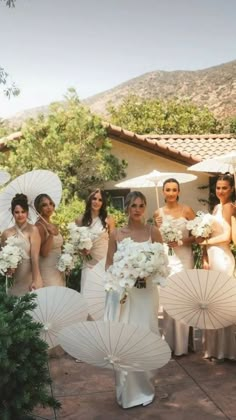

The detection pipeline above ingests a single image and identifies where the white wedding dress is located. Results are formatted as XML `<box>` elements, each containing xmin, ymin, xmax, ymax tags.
<box><xmin>203</xmin><ymin>204</ymin><xmax>236</xmax><ymax>360</ymax></box>
<box><xmin>159</xmin><ymin>208</ymin><xmax>194</xmax><ymax>355</ymax></box>
<box><xmin>104</xmin><ymin>234</ymin><xmax>160</xmax><ymax>409</ymax></box>
<box><xmin>80</xmin><ymin>217</ymin><xmax>108</xmax><ymax>318</ymax></box>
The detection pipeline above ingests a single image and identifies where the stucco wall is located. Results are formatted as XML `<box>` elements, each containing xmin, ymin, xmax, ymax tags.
<box><xmin>105</xmin><ymin>139</ymin><xmax>210</xmax><ymax>218</ymax></box>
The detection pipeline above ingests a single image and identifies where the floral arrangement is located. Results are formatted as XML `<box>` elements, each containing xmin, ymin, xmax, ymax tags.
<box><xmin>57</xmin><ymin>243</ymin><xmax>75</xmax><ymax>273</ymax></box>
<box><xmin>57</xmin><ymin>223</ymin><xmax>101</xmax><ymax>272</ymax></box>
<box><xmin>0</xmin><ymin>236</ymin><xmax>24</xmax><ymax>292</ymax></box>
<box><xmin>104</xmin><ymin>237</ymin><xmax>170</xmax><ymax>296</ymax></box>
<box><xmin>159</xmin><ymin>215</ymin><xmax>183</xmax><ymax>255</ymax></box>
<box><xmin>186</xmin><ymin>211</ymin><xmax>214</xmax><ymax>239</ymax></box>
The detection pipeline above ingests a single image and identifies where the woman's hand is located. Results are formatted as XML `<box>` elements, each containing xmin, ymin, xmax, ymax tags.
<box><xmin>154</xmin><ymin>216</ymin><xmax>162</xmax><ymax>227</ymax></box>
<box><xmin>6</xmin><ymin>268</ymin><xmax>16</xmax><ymax>277</ymax></box>
<box><xmin>167</xmin><ymin>240</ymin><xmax>182</xmax><ymax>248</ymax></box>
<box><xmin>80</xmin><ymin>248</ymin><xmax>91</xmax><ymax>256</ymax></box>
<box><xmin>203</xmin><ymin>260</ymin><xmax>210</xmax><ymax>270</ymax></box>
<box><xmin>30</xmin><ymin>278</ymin><xmax>43</xmax><ymax>291</ymax></box>
<box><xmin>195</xmin><ymin>236</ymin><xmax>206</xmax><ymax>245</ymax></box>
<box><xmin>46</xmin><ymin>224</ymin><xmax>58</xmax><ymax>236</ymax></box>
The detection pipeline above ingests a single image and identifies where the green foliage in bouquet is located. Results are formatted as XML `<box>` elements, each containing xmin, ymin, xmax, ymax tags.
<box><xmin>0</xmin><ymin>287</ymin><xmax>60</xmax><ymax>419</ymax></box>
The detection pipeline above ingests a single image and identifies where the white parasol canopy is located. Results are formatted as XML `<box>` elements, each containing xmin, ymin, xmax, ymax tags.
<box><xmin>0</xmin><ymin>170</ymin><xmax>10</xmax><ymax>186</ymax></box>
<box><xmin>30</xmin><ymin>286</ymin><xmax>88</xmax><ymax>349</ymax></box>
<box><xmin>59</xmin><ymin>321</ymin><xmax>171</xmax><ymax>371</ymax></box>
<box><xmin>188</xmin><ymin>151</ymin><xmax>236</xmax><ymax>186</ymax></box>
<box><xmin>160</xmin><ymin>269</ymin><xmax>236</xmax><ymax>329</ymax></box>
<box><xmin>115</xmin><ymin>170</ymin><xmax>197</xmax><ymax>208</ymax></box>
<box><xmin>83</xmin><ymin>259</ymin><xmax>106</xmax><ymax>320</ymax></box>
<box><xmin>58</xmin><ymin>320</ymin><xmax>171</xmax><ymax>372</ymax></box>
<box><xmin>0</xmin><ymin>169</ymin><xmax>62</xmax><ymax>230</ymax></box>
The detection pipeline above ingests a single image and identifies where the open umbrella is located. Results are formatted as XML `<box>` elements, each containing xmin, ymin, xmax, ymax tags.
<box><xmin>30</xmin><ymin>286</ymin><xmax>88</xmax><ymax>349</ymax></box>
<box><xmin>160</xmin><ymin>269</ymin><xmax>236</xmax><ymax>329</ymax></box>
<box><xmin>188</xmin><ymin>151</ymin><xmax>236</xmax><ymax>186</ymax></box>
<box><xmin>0</xmin><ymin>169</ymin><xmax>62</xmax><ymax>230</ymax></box>
<box><xmin>0</xmin><ymin>170</ymin><xmax>10</xmax><ymax>186</ymax></box>
<box><xmin>58</xmin><ymin>320</ymin><xmax>171</xmax><ymax>372</ymax></box>
<box><xmin>115</xmin><ymin>170</ymin><xmax>197</xmax><ymax>208</ymax></box>
<box><xmin>83</xmin><ymin>259</ymin><xmax>106</xmax><ymax>320</ymax></box>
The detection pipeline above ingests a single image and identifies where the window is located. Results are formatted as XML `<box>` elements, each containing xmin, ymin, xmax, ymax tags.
<box><xmin>105</xmin><ymin>189</ymin><xmax>130</xmax><ymax>211</ymax></box>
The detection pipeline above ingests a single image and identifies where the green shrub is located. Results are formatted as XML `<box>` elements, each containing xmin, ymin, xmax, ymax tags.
<box><xmin>0</xmin><ymin>288</ymin><xmax>60</xmax><ymax>419</ymax></box>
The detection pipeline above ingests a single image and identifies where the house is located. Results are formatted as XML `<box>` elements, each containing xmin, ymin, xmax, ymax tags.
<box><xmin>105</xmin><ymin>123</ymin><xmax>236</xmax><ymax>217</ymax></box>
<box><xmin>1</xmin><ymin>126</ymin><xmax>236</xmax><ymax>218</ymax></box>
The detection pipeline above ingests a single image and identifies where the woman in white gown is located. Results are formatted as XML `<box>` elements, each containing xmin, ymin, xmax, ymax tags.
<box><xmin>198</xmin><ymin>174</ymin><xmax>236</xmax><ymax>361</ymax></box>
<box><xmin>1</xmin><ymin>193</ymin><xmax>42</xmax><ymax>296</ymax></box>
<box><xmin>154</xmin><ymin>178</ymin><xmax>196</xmax><ymax>356</ymax></box>
<box><xmin>105</xmin><ymin>191</ymin><xmax>164</xmax><ymax>409</ymax></box>
<box><xmin>75</xmin><ymin>189</ymin><xmax>115</xmax><ymax>295</ymax></box>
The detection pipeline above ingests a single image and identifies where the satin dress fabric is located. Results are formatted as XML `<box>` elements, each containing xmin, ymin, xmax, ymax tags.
<box><xmin>203</xmin><ymin>204</ymin><xmax>236</xmax><ymax>360</ymax></box>
<box><xmin>9</xmin><ymin>225</ymin><xmax>32</xmax><ymax>296</ymax></box>
<box><xmin>37</xmin><ymin>222</ymin><xmax>65</xmax><ymax>287</ymax></box>
<box><xmin>159</xmin><ymin>208</ymin><xmax>194</xmax><ymax>356</ymax></box>
<box><xmin>104</xmin><ymin>234</ymin><xmax>160</xmax><ymax>409</ymax></box>
<box><xmin>80</xmin><ymin>217</ymin><xmax>108</xmax><ymax>295</ymax></box>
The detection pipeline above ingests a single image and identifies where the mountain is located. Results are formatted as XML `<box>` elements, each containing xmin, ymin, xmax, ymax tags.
<box><xmin>6</xmin><ymin>60</ymin><xmax>236</xmax><ymax>126</ymax></box>
<box><xmin>84</xmin><ymin>60</ymin><xmax>236</xmax><ymax>119</ymax></box>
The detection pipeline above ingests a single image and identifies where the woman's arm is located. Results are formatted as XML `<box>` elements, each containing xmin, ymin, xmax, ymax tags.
<box><xmin>200</xmin><ymin>203</ymin><xmax>232</xmax><ymax>245</ymax></box>
<box><xmin>151</xmin><ymin>225</ymin><xmax>163</xmax><ymax>244</ymax></box>
<box><xmin>107</xmin><ymin>215</ymin><xmax>115</xmax><ymax>234</ymax></box>
<box><xmin>105</xmin><ymin>229</ymin><xmax>117</xmax><ymax>270</ymax></box>
<box><xmin>153</xmin><ymin>209</ymin><xmax>162</xmax><ymax>227</ymax></box>
<box><xmin>75</xmin><ymin>216</ymin><xmax>83</xmax><ymax>226</ymax></box>
<box><xmin>182</xmin><ymin>206</ymin><xmax>196</xmax><ymax>246</ymax></box>
<box><xmin>30</xmin><ymin>226</ymin><xmax>43</xmax><ymax>290</ymax></box>
<box><xmin>35</xmin><ymin>223</ymin><xmax>54</xmax><ymax>257</ymax></box>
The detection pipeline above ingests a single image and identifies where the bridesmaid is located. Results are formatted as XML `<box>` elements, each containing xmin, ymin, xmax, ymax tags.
<box><xmin>198</xmin><ymin>174</ymin><xmax>236</xmax><ymax>362</ymax></box>
<box><xmin>105</xmin><ymin>191</ymin><xmax>164</xmax><ymax>408</ymax></box>
<box><xmin>154</xmin><ymin>178</ymin><xmax>196</xmax><ymax>356</ymax></box>
<box><xmin>1</xmin><ymin>193</ymin><xmax>42</xmax><ymax>295</ymax></box>
<box><xmin>34</xmin><ymin>194</ymin><xmax>65</xmax><ymax>286</ymax></box>
<box><xmin>75</xmin><ymin>189</ymin><xmax>115</xmax><ymax>294</ymax></box>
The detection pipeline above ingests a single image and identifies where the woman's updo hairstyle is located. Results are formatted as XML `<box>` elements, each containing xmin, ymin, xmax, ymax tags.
<box><xmin>124</xmin><ymin>191</ymin><xmax>147</xmax><ymax>214</ymax></box>
<box><xmin>34</xmin><ymin>193</ymin><xmax>55</xmax><ymax>214</ymax></box>
<box><xmin>11</xmin><ymin>193</ymin><xmax>29</xmax><ymax>214</ymax></box>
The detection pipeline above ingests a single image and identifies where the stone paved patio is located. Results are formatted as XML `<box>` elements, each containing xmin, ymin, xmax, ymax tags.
<box><xmin>34</xmin><ymin>352</ymin><xmax>236</xmax><ymax>420</ymax></box>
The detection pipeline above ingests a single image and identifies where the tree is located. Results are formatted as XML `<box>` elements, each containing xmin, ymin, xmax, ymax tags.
<box><xmin>107</xmin><ymin>95</ymin><xmax>222</xmax><ymax>135</ymax></box>
<box><xmin>0</xmin><ymin>67</ymin><xmax>20</xmax><ymax>98</ymax></box>
<box><xmin>1</xmin><ymin>0</ymin><xmax>20</xmax><ymax>98</ymax></box>
<box><xmin>0</xmin><ymin>89</ymin><xmax>126</xmax><ymax>200</ymax></box>
<box><xmin>0</xmin><ymin>288</ymin><xmax>60</xmax><ymax>419</ymax></box>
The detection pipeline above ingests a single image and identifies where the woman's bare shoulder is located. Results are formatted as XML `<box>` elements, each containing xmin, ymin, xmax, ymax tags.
<box><xmin>75</xmin><ymin>215</ymin><xmax>83</xmax><ymax>226</ymax></box>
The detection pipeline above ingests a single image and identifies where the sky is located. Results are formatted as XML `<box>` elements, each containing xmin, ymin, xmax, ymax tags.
<box><xmin>0</xmin><ymin>0</ymin><xmax>236</xmax><ymax>118</ymax></box>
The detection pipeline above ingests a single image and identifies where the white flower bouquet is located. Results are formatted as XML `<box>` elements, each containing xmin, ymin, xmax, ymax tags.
<box><xmin>186</xmin><ymin>211</ymin><xmax>214</xmax><ymax>239</ymax></box>
<box><xmin>67</xmin><ymin>223</ymin><xmax>100</xmax><ymax>259</ymax></box>
<box><xmin>57</xmin><ymin>243</ymin><xmax>76</xmax><ymax>273</ymax></box>
<box><xmin>105</xmin><ymin>238</ymin><xmax>170</xmax><ymax>298</ymax></box>
<box><xmin>159</xmin><ymin>215</ymin><xmax>183</xmax><ymax>255</ymax></box>
<box><xmin>0</xmin><ymin>236</ymin><xmax>24</xmax><ymax>292</ymax></box>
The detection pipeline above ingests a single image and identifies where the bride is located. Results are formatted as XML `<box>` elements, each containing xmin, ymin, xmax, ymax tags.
<box><xmin>105</xmin><ymin>191</ymin><xmax>164</xmax><ymax>408</ymax></box>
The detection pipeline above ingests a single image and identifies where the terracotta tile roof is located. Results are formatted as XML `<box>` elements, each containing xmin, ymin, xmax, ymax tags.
<box><xmin>1</xmin><ymin>125</ymin><xmax>236</xmax><ymax>168</ymax></box>
<box><xmin>105</xmin><ymin>123</ymin><xmax>236</xmax><ymax>166</ymax></box>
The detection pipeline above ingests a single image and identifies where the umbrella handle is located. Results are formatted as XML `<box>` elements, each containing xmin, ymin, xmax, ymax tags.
<box><xmin>155</xmin><ymin>187</ymin><xmax>160</xmax><ymax>209</ymax></box>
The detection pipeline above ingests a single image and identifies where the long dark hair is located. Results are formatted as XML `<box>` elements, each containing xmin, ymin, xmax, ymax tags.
<box><xmin>82</xmin><ymin>189</ymin><xmax>108</xmax><ymax>229</ymax></box>
<box><xmin>11</xmin><ymin>193</ymin><xmax>29</xmax><ymax>214</ymax></box>
<box><xmin>209</xmin><ymin>173</ymin><xmax>235</xmax><ymax>210</ymax></box>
